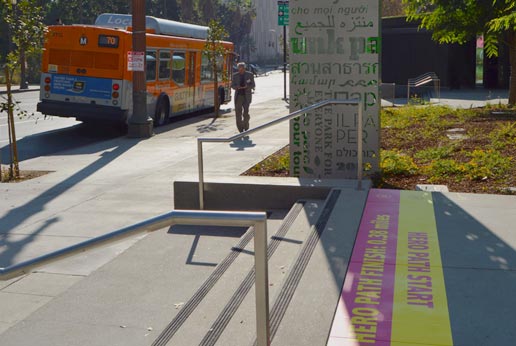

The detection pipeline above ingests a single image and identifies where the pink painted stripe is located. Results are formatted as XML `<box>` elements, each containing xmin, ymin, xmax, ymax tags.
<box><xmin>328</xmin><ymin>189</ymin><xmax>401</xmax><ymax>345</ymax></box>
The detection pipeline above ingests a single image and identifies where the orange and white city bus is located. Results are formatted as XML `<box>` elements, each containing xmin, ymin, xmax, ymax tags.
<box><xmin>37</xmin><ymin>13</ymin><xmax>234</xmax><ymax>126</ymax></box>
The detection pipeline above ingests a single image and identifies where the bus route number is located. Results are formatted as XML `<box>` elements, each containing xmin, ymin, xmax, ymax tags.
<box><xmin>98</xmin><ymin>35</ymin><xmax>119</xmax><ymax>48</ymax></box>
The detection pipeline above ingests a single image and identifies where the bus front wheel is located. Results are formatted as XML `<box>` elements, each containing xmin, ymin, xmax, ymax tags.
<box><xmin>154</xmin><ymin>98</ymin><xmax>170</xmax><ymax>127</ymax></box>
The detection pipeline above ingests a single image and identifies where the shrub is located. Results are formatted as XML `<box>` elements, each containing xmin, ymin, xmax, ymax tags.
<box><xmin>422</xmin><ymin>159</ymin><xmax>464</xmax><ymax>182</ymax></box>
<box><xmin>380</xmin><ymin>150</ymin><xmax>419</xmax><ymax>176</ymax></box>
<box><xmin>489</xmin><ymin>123</ymin><xmax>516</xmax><ymax>149</ymax></box>
<box><xmin>415</xmin><ymin>145</ymin><xmax>456</xmax><ymax>163</ymax></box>
<box><xmin>464</xmin><ymin>149</ymin><xmax>512</xmax><ymax>181</ymax></box>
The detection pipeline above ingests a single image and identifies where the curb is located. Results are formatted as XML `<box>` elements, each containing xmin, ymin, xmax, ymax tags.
<box><xmin>0</xmin><ymin>88</ymin><xmax>40</xmax><ymax>95</ymax></box>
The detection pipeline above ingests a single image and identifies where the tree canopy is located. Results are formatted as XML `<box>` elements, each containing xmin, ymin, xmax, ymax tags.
<box><xmin>403</xmin><ymin>0</ymin><xmax>515</xmax><ymax>57</ymax></box>
<box><xmin>403</xmin><ymin>0</ymin><xmax>516</xmax><ymax>104</ymax></box>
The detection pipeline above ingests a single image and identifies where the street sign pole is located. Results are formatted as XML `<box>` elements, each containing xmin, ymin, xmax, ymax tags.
<box><xmin>283</xmin><ymin>25</ymin><xmax>287</xmax><ymax>101</ymax></box>
<box><xmin>278</xmin><ymin>1</ymin><xmax>289</xmax><ymax>101</ymax></box>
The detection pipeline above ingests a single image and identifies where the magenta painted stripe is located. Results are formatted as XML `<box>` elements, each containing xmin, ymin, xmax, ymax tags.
<box><xmin>329</xmin><ymin>189</ymin><xmax>400</xmax><ymax>345</ymax></box>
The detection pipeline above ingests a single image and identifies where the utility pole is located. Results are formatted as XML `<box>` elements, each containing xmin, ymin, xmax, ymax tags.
<box><xmin>128</xmin><ymin>0</ymin><xmax>153</xmax><ymax>138</ymax></box>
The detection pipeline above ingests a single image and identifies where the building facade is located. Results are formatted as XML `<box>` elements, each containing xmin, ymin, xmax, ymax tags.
<box><xmin>249</xmin><ymin>0</ymin><xmax>283</xmax><ymax>65</ymax></box>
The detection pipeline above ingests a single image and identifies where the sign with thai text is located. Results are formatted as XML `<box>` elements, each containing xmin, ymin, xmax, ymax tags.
<box><xmin>289</xmin><ymin>1</ymin><xmax>380</xmax><ymax>178</ymax></box>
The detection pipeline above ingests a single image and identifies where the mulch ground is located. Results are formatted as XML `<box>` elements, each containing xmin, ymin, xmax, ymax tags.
<box><xmin>244</xmin><ymin>109</ymin><xmax>516</xmax><ymax>195</ymax></box>
<box><xmin>1</xmin><ymin>170</ymin><xmax>52</xmax><ymax>183</ymax></box>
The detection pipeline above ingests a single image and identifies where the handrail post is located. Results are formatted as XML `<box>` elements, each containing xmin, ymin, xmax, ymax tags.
<box><xmin>197</xmin><ymin>140</ymin><xmax>205</xmax><ymax>210</ymax></box>
<box><xmin>357</xmin><ymin>102</ymin><xmax>363</xmax><ymax>191</ymax></box>
<box><xmin>254</xmin><ymin>220</ymin><xmax>271</xmax><ymax>346</ymax></box>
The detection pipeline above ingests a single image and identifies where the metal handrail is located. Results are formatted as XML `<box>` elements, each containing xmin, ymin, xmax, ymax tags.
<box><xmin>197</xmin><ymin>99</ymin><xmax>363</xmax><ymax>210</ymax></box>
<box><xmin>0</xmin><ymin>210</ymin><xmax>271</xmax><ymax>346</ymax></box>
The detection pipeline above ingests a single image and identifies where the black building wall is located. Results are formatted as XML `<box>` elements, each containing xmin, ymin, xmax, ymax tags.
<box><xmin>382</xmin><ymin>17</ymin><xmax>476</xmax><ymax>89</ymax></box>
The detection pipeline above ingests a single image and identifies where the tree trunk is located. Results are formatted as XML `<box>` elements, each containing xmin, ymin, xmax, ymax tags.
<box><xmin>5</xmin><ymin>67</ymin><xmax>20</xmax><ymax>179</ymax></box>
<box><xmin>213</xmin><ymin>61</ymin><xmax>219</xmax><ymax>119</ymax></box>
<box><xmin>508</xmin><ymin>32</ymin><xmax>516</xmax><ymax>106</ymax></box>
<box><xmin>19</xmin><ymin>48</ymin><xmax>27</xmax><ymax>89</ymax></box>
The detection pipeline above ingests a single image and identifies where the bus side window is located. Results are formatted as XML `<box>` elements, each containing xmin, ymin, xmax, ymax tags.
<box><xmin>146</xmin><ymin>51</ymin><xmax>157</xmax><ymax>81</ymax></box>
<box><xmin>172</xmin><ymin>52</ymin><xmax>185</xmax><ymax>85</ymax></box>
<box><xmin>159</xmin><ymin>50</ymin><xmax>171</xmax><ymax>80</ymax></box>
<box><xmin>201</xmin><ymin>53</ymin><xmax>213</xmax><ymax>83</ymax></box>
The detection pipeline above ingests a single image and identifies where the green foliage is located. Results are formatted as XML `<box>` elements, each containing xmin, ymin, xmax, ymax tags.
<box><xmin>382</xmin><ymin>105</ymin><xmax>456</xmax><ymax>129</ymax></box>
<box><xmin>422</xmin><ymin>159</ymin><xmax>463</xmax><ymax>183</ymax></box>
<box><xmin>403</xmin><ymin>0</ymin><xmax>516</xmax><ymax>66</ymax></box>
<box><xmin>380</xmin><ymin>150</ymin><xmax>419</xmax><ymax>176</ymax></box>
<box><xmin>414</xmin><ymin>145</ymin><xmax>456</xmax><ymax>163</ymax></box>
<box><xmin>43</xmin><ymin>0</ymin><xmax>130</xmax><ymax>25</ymax></box>
<box><xmin>204</xmin><ymin>19</ymin><xmax>229</xmax><ymax>58</ymax></box>
<box><xmin>248</xmin><ymin>150</ymin><xmax>290</xmax><ymax>175</ymax></box>
<box><xmin>464</xmin><ymin>149</ymin><xmax>512</xmax><ymax>181</ymax></box>
<box><xmin>489</xmin><ymin>122</ymin><xmax>516</xmax><ymax>149</ymax></box>
<box><xmin>204</xmin><ymin>19</ymin><xmax>228</xmax><ymax>116</ymax></box>
<box><xmin>2</xmin><ymin>0</ymin><xmax>46</xmax><ymax>65</ymax></box>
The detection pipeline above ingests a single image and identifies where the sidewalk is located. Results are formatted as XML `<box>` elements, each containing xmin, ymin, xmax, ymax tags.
<box><xmin>0</xmin><ymin>98</ymin><xmax>290</xmax><ymax>332</ymax></box>
<box><xmin>382</xmin><ymin>88</ymin><xmax>510</xmax><ymax>108</ymax></box>
<box><xmin>0</xmin><ymin>98</ymin><xmax>290</xmax><ymax>267</ymax></box>
<box><xmin>1</xmin><ymin>90</ymin><xmax>516</xmax><ymax>344</ymax></box>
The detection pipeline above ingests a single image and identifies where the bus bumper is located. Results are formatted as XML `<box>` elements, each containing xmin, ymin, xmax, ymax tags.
<box><xmin>37</xmin><ymin>100</ymin><xmax>128</xmax><ymax>123</ymax></box>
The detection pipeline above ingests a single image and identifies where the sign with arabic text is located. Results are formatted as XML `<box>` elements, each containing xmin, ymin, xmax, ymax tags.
<box><xmin>289</xmin><ymin>1</ymin><xmax>380</xmax><ymax>178</ymax></box>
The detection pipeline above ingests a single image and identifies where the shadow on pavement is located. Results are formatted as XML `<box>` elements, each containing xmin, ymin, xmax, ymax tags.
<box><xmin>229</xmin><ymin>137</ymin><xmax>256</xmax><ymax>151</ymax></box>
<box><xmin>0</xmin><ymin>138</ymin><xmax>140</xmax><ymax>269</ymax></box>
<box><xmin>432</xmin><ymin>192</ymin><xmax>516</xmax><ymax>344</ymax></box>
<box><xmin>168</xmin><ymin>225</ymin><xmax>248</xmax><ymax>267</ymax></box>
<box><xmin>0</xmin><ymin>122</ymin><xmax>126</xmax><ymax>163</ymax></box>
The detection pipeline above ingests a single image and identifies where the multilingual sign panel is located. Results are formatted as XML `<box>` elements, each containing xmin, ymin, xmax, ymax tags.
<box><xmin>289</xmin><ymin>1</ymin><xmax>380</xmax><ymax>178</ymax></box>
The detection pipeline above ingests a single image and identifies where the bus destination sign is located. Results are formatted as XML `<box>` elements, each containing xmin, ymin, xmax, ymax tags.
<box><xmin>98</xmin><ymin>35</ymin><xmax>119</xmax><ymax>48</ymax></box>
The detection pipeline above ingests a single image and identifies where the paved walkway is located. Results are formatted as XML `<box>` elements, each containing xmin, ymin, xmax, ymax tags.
<box><xmin>0</xmin><ymin>97</ymin><xmax>291</xmax><ymax>334</ymax></box>
<box><xmin>328</xmin><ymin>189</ymin><xmax>516</xmax><ymax>345</ymax></box>
<box><xmin>1</xmin><ymin>87</ymin><xmax>515</xmax><ymax>344</ymax></box>
<box><xmin>383</xmin><ymin>88</ymin><xmax>510</xmax><ymax>108</ymax></box>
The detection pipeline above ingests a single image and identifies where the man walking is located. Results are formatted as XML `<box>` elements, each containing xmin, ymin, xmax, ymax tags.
<box><xmin>231</xmin><ymin>62</ymin><xmax>255</xmax><ymax>133</ymax></box>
